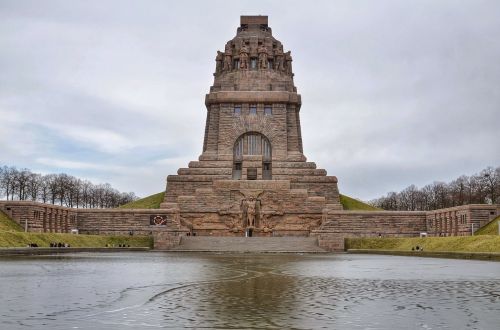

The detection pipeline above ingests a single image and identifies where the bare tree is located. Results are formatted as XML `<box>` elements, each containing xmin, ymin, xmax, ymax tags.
<box><xmin>371</xmin><ymin>166</ymin><xmax>500</xmax><ymax>210</ymax></box>
<box><xmin>0</xmin><ymin>164</ymin><xmax>138</xmax><ymax>208</ymax></box>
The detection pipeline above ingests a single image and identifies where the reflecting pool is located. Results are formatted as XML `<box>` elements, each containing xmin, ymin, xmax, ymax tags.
<box><xmin>0</xmin><ymin>253</ymin><xmax>499</xmax><ymax>329</ymax></box>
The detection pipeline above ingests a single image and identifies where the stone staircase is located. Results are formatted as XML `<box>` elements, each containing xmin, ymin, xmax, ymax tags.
<box><xmin>168</xmin><ymin>236</ymin><xmax>327</xmax><ymax>253</ymax></box>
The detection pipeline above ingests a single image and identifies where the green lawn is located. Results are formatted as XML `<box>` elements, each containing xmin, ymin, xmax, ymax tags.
<box><xmin>475</xmin><ymin>216</ymin><xmax>500</xmax><ymax>235</ymax></box>
<box><xmin>0</xmin><ymin>231</ymin><xmax>152</xmax><ymax>248</ymax></box>
<box><xmin>345</xmin><ymin>235</ymin><xmax>500</xmax><ymax>253</ymax></box>
<box><xmin>118</xmin><ymin>191</ymin><xmax>378</xmax><ymax>211</ymax></box>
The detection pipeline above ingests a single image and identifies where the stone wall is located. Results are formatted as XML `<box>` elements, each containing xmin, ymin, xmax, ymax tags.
<box><xmin>76</xmin><ymin>208</ymin><xmax>183</xmax><ymax>235</ymax></box>
<box><xmin>0</xmin><ymin>201</ymin><xmax>77</xmax><ymax>233</ymax></box>
<box><xmin>0</xmin><ymin>201</ymin><xmax>186</xmax><ymax>236</ymax></box>
<box><xmin>2</xmin><ymin>201</ymin><xmax>498</xmax><ymax>252</ymax></box>
<box><xmin>314</xmin><ymin>204</ymin><xmax>500</xmax><ymax>251</ymax></box>
<box><xmin>426</xmin><ymin>204</ymin><xmax>499</xmax><ymax>236</ymax></box>
<box><xmin>318</xmin><ymin>211</ymin><xmax>428</xmax><ymax>237</ymax></box>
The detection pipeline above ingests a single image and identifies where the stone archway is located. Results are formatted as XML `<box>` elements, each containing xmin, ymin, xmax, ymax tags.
<box><xmin>233</xmin><ymin>132</ymin><xmax>272</xmax><ymax>180</ymax></box>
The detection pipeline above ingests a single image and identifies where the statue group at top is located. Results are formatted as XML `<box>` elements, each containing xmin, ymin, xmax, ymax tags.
<box><xmin>216</xmin><ymin>42</ymin><xmax>293</xmax><ymax>74</ymax></box>
<box><xmin>214</xmin><ymin>16</ymin><xmax>294</xmax><ymax>76</ymax></box>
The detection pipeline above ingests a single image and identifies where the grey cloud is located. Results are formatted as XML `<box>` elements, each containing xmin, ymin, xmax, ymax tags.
<box><xmin>1</xmin><ymin>0</ymin><xmax>499</xmax><ymax>199</ymax></box>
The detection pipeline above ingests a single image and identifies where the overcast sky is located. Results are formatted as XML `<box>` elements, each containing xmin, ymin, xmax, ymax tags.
<box><xmin>1</xmin><ymin>0</ymin><xmax>499</xmax><ymax>201</ymax></box>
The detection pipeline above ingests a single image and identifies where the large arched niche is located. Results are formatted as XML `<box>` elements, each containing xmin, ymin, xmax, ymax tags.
<box><xmin>232</xmin><ymin>132</ymin><xmax>272</xmax><ymax>180</ymax></box>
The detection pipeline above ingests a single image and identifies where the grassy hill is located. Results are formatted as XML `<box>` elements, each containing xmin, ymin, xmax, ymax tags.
<box><xmin>119</xmin><ymin>192</ymin><xmax>165</xmax><ymax>209</ymax></box>
<box><xmin>0</xmin><ymin>210</ymin><xmax>23</xmax><ymax>232</ymax></box>
<box><xmin>118</xmin><ymin>191</ymin><xmax>378</xmax><ymax>211</ymax></box>
<box><xmin>475</xmin><ymin>215</ymin><xmax>500</xmax><ymax>235</ymax></box>
<box><xmin>346</xmin><ymin>235</ymin><xmax>500</xmax><ymax>253</ymax></box>
<box><xmin>339</xmin><ymin>194</ymin><xmax>381</xmax><ymax>211</ymax></box>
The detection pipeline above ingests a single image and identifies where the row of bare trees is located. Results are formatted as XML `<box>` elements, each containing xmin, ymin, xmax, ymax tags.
<box><xmin>370</xmin><ymin>166</ymin><xmax>500</xmax><ymax>211</ymax></box>
<box><xmin>0</xmin><ymin>165</ymin><xmax>138</xmax><ymax>208</ymax></box>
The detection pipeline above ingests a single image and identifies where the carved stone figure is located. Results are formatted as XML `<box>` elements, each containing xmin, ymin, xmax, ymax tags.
<box><xmin>223</xmin><ymin>43</ymin><xmax>232</xmax><ymax>71</ymax></box>
<box><xmin>284</xmin><ymin>51</ymin><xmax>293</xmax><ymax>74</ymax></box>
<box><xmin>258</xmin><ymin>44</ymin><xmax>269</xmax><ymax>69</ymax></box>
<box><xmin>274</xmin><ymin>45</ymin><xmax>284</xmax><ymax>71</ymax></box>
<box><xmin>215</xmin><ymin>51</ymin><xmax>223</xmax><ymax>74</ymax></box>
<box><xmin>245</xmin><ymin>197</ymin><xmax>257</xmax><ymax>227</ymax></box>
<box><xmin>239</xmin><ymin>43</ymin><xmax>249</xmax><ymax>70</ymax></box>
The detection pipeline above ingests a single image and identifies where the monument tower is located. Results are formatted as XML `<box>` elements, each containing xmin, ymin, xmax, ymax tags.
<box><xmin>161</xmin><ymin>16</ymin><xmax>341</xmax><ymax>236</ymax></box>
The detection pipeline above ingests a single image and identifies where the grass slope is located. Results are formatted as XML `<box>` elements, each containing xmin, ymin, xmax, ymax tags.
<box><xmin>118</xmin><ymin>191</ymin><xmax>378</xmax><ymax>211</ymax></box>
<box><xmin>340</xmin><ymin>194</ymin><xmax>381</xmax><ymax>211</ymax></box>
<box><xmin>119</xmin><ymin>192</ymin><xmax>165</xmax><ymax>209</ymax></box>
<box><xmin>345</xmin><ymin>236</ymin><xmax>500</xmax><ymax>253</ymax></box>
<box><xmin>0</xmin><ymin>231</ymin><xmax>152</xmax><ymax>248</ymax></box>
<box><xmin>0</xmin><ymin>210</ymin><xmax>23</xmax><ymax>232</ymax></box>
<box><xmin>475</xmin><ymin>215</ymin><xmax>500</xmax><ymax>235</ymax></box>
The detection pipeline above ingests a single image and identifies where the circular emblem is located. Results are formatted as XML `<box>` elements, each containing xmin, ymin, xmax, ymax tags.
<box><xmin>153</xmin><ymin>215</ymin><xmax>166</xmax><ymax>225</ymax></box>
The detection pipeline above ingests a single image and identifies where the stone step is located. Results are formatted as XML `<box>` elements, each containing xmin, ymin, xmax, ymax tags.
<box><xmin>169</xmin><ymin>236</ymin><xmax>327</xmax><ymax>253</ymax></box>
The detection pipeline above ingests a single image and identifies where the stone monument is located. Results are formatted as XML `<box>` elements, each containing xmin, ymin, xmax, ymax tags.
<box><xmin>160</xmin><ymin>16</ymin><xmax>341</xmax><ymax>236</ymax></box>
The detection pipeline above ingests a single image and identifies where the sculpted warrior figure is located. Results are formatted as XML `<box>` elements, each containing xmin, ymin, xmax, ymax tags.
<box><xmin>274</xmin><ymin>45</ymin><xmax>284</xmax><ymax>71</ymax></box>
<box><xmin>246</xmin><ymin>197</ymin><xmax>257</xmax><ymax>227</ymax></box>
<box><xmin>215</xmin><ymin>51</ymin><xmax>223</xmax><ymax>74</ymax></box>
<box><xmin>223</xmin><ymin>43</ymin><xmax>232</xmax><ymax>71</ymax></box>
<box><xmin>239</xmin><ymin>43</ymin><xmax>249</xmax><ymax>70</ymax></box>
<box><xmin>258</xmin><ymin>44</ymin><xmax>269</xmax><ymax>69</ymax></box>
<box><xmin>284</xmin><ymin>51</ymin><xmax>293</xmax><ymax>74</ymax></box>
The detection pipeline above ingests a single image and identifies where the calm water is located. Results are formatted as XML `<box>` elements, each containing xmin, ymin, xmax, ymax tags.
<box><xmin>0</xmin><ymin>253</ymin><xmax>499</xmax><ymax>329</ymax></box>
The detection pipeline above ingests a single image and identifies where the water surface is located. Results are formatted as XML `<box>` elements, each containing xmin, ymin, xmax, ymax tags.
<box><xmin>0</xmin><ymin>253</ymin><xmax>499</xmax><ymax>329</ymax></box>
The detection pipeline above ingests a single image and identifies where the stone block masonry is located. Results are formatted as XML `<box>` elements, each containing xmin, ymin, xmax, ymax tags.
<box><xmin>1</xmin><ymin>201</ymin><xmax>497</xmax><ymax>252</ymax></box>
<box><xmin>0</xmin><ymin>201</ymin><xmax>187</xmax><ymax>237</ymax></box>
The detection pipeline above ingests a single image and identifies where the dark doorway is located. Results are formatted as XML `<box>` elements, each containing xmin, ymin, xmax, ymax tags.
<box><xmin>247</xmin><ymin>168</ymin><xmax>257</xmax><ymax>180</ymax></box>
<box><xmin>248</xmin><ymin>228</ymin><xmax>253</xmax><ymax>237</ymax></box>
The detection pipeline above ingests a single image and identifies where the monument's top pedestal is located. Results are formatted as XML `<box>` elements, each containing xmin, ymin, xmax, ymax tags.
<box><xmin>240</xmin><ymin>15</ymin><xmax>268</xmax><ymax>27</ymax></box>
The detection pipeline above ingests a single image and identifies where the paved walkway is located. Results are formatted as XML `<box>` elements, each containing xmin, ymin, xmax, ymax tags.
<box><xmin>168</xmin><ymin>236</ymin><xmax>327</xmax><ymax>253</ymax></box>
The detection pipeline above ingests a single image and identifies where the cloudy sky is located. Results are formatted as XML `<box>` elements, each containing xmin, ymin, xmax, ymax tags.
<box><xmin>1</xmin><ymin>0</ymin><xmax>499</xmax><ymax>201</ymax></box>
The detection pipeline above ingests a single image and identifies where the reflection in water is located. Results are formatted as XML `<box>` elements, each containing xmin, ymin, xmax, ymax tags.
<box><xmin>154</xmin><ymin>256</ymin><xmax>301</xmax><ymax>329</ymax></box>
<box><xmin>0</xmin><ymin>253</ymin><xmax>499</xmax><ymax>329</ymax></box>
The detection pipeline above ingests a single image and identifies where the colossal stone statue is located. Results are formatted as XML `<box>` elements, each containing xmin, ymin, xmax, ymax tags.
<box><xmin>285</xmin><ymin>51</ymin><xmax>293</xmax><ymax>74</ymax></box>
<box><xmin>258</xmin><ymin>44</ymin><xmax>269</xmax><ymax>70</ymax></box>
<box><xmin>223</xmin><ymin>43</ymin><xmax>232</xmax><ymax>71</ymax></box>
<box><xmin>215</xmin><ymin>51</ymin><xmax>223</xmax><ymax>74</ymax></box>
<box><xmin>239</xmin><ymin>43</ymin><xmax>249</xmax><ymax>70</ymax></box>
<box><xmin>274</xmin><ymin>45</ymin><xmax>284</xmax><ymax>71</ymax></box>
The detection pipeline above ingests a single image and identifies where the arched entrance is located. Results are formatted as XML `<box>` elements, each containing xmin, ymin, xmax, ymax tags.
<box><xmin>233</xmin><ymin>132</ymin><xmax>272</xmax><ymax>180</ymax></box>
